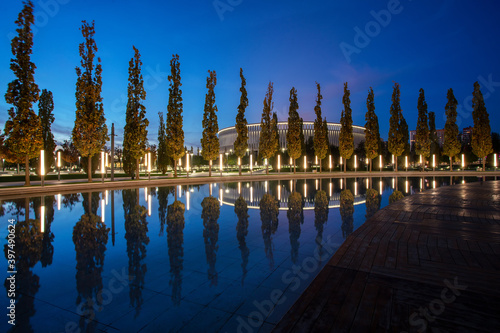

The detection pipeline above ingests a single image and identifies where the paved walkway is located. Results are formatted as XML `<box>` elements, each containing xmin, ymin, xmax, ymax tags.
<box><xmin>274</xmin><ymin>180</ymin><xmax>500</xmax><ymax>332</ymax></box>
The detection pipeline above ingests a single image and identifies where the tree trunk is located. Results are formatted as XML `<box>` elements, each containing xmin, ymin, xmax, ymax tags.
<box><xmin>266</xmin><ymin>163</ymin><xmax>269</xmax><ymax>175</ymax></box>
<box><xmin>25</xmin><ymin>155</ymin><xmax>30</xmax><ymax>186</ymax></box>
<box><xmin>239</xmin><ymin>163</ymin><xmax>242</xmax><ymax>176</ymax></box>
<box><xmin>483</xmin><ymin>157</ymin><xmax>486</xmax><ymax>172</ymax></box>
<box><xmin>174</xmin><ymin>160</ymin><xmax>177</xmax><ymax>177</ymax></box>
<box><xmin>450</xmin><ymin>156</ymin><xmax>453</xmax><ymax>172</ymax></box>
<box><xmin>294</xmin><ymin>160</ymin><xmax>296</xmax><ymax>174</ymax></box>
<box><xmin>395</xmin><ymin>158</ymin><xmax>398</xmax><ymax>172</ymax></box>
<box><xmin>136</xmin><ymin>158</ymin><xmax>140</xmax><ymax>180</ymax></box>
<box><xmin>320</xmin><ymin>159</ymin><xmax>322</xmax><ymax>173</ymax></box>
<box><xmin>369</xmin><ymin>159</ymin><xmax>372</xmax><ymax>172</ymax></box>
<box><xmin>209</xmin><ymin>160</ymin><xmax>212</xmax><ymax>177</ymax></box>
<box><xmin>88</xmin><ymin>155</ymin><xmax>92</xmax><ymax>182</ymax></box>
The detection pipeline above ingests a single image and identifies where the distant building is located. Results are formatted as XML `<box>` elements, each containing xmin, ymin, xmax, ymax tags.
<box><xmin>410</xmin><ymin>129</ymin><xmax>445</xmax><ymax>148</ymax></box>
<box><xmin>462</xmin><ymin>126</ymin><xmax>473</xmax><ymax>145</ymax></box>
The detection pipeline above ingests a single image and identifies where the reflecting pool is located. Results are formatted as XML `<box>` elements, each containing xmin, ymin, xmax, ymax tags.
<box><xmin>0</xmin><ymin>176</ymin><xmax>491</xmax><ymax>332</ymax></box>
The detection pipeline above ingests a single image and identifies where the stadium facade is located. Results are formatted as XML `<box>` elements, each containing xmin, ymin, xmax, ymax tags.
<box><xmin>218</xmin><ymin>121</ymin><xmax>365</xmax><ymax>154</ymax></box>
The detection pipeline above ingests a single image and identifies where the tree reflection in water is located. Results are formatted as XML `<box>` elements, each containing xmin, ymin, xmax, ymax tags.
<box><xmin>287</xmin><ymin>192</ymin><xmax>303</xmax><ymax>264</ymax></box>
<box><xmin>33</xmin><ymin>196</ymin><xmax>55</xmax><ymax>267</ymax></box>
<box><xmin>201</xmin><ymin>196</ymin><xmax>220</xmax><ymax>286</ymax></box>
<box><xmin>167</xmin><ymin>199</ymin><xmax>185</xmax><ymax>305</ymax></box>
<box><xmin>259</xmin><ymin>193</ymin><xmax>279</xmax><ymax>270</ymax></box>
<box><xmin>158</xmin><ymin>187</ymin><xmax>172</xmax><ymax>236</ymax></box>
<box><xmin>72</xmin><ymin>193</ymin><xmax>109</xmax><ymax>331</ymax></box>
<box><xmin>365</xmin><ymin>188</ymin><xmax>381</xmax><ymax>220</ymax></box>
<box><xmin>314</xmin><ymin>190</ymin><xmax>329</xmax><ymax>262</ymax></box>
<box><xmin>340</xmin><ymin>189</ymin><xmax>354</xmax><ymax>239</ymax></box>
<box><xmin>235</xmin><ymin>196</ymin><xmax>249</xmax><ymax>285</ymax></box>
<box><xmin>123</xmin><ymin>189</ymin><xmax>149</xmax><ymax>317</ymax></box>
<box><xmin>3</xmin><ymin>199</ymin><xmax>43</xmax><ymax>333</ymax></box>
<box><xmin>389</xmin><ymin>190</ymin><xmax>404</xmax><ymax>204</ymax></box>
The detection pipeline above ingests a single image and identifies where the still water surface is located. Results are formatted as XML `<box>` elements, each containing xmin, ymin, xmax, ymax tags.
<box><xmin>0</xmin><ymin>176</ymin><xmax>488</xmax><ymax>332</ymax></box>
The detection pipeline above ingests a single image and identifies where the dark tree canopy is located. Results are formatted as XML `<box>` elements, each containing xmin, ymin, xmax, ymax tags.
<box><xmin>313</xmin><ymin>83</ymin><xmax>328</xmax><ymax>172</ymax></box>
<box><xmin>258</xmin><ymin>82</ymin><xmax>279</xmax><ymax>174</ymax></box>
<box><xmin>233</xmin><ymin>68</ymin><xmax>249</xmax><ymax>175</ymax></box>
<box><xmin>3</xmin><ymin>0</ymin><xmax>43</xmax><ymax>185</ymax></box>
<box><xmin>37</xmin><ymin>89</ymin><xmax>56</xmax><ymax>175</ymax></box>
<box><xmin>201</xmin><ymin>70</ymin><xmax>219</xmax><ymax>177</ymax></box>
<box><xmin>72</xmin><ymin>20</ymin><xmax>108</xmax><ymax>182</ymax></box>
<box><xmin>388</xmin><ymin>83</ymin><xmax>406</xmax><ymax>171</ymax></box>
<box><xmin>415</xmin><ymin>88</ymin><xmax>431</xmax><ymax>164</ymax></box>
<box><xmin>157</xmin><ymin>112</ymin><xmax>170</xmax><ymax>175</ymax></box>
<box><xmin>364</xmin><ymin>87</ymin><xmax>380</xmax><ymax>172</ymax></box>
<box><xmin>443</xmin><ymin>89</ymin><xmax>461</xmax><ymax>170</ymax></box>
<box><xmin>471</xmin><ymin>82</ymin><xmax>493</xmax><ymax>171</ymax></box>
<box><xmin>166</xmin><ymin>54</ymin><xmax>184</xmax><ymax>177</ymax></box>
<box><xmin>339</xmin><ymin>82</ymin><xmax>354</xmax><ymax>172</ymax></box>
<box><xmin>286</xmin><ymin>87</ymin><xmax>302</xmax><ymax>173</ymax></box>
<box><xmin>123</xmin><ymin>46</ymin><xmax>148</xmax><ymax>179</ymax></box>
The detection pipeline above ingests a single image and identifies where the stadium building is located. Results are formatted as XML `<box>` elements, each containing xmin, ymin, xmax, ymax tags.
<box><xmin>218</xmin><ymin>121</ymin><xmax>365</xmax><ymax>154</ymax></box>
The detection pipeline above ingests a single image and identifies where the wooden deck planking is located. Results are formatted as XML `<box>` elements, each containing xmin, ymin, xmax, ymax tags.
<box><xmin>274</xmin><ymin>181</ymin><xmax>500</xmax><ymax>332</ymax></box>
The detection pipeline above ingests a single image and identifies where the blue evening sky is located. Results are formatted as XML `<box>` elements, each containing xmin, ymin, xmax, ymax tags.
<box><xmin>1</xmin><ymin>0</ymin><xmax>499</xmax><ymax>148</ymax></box>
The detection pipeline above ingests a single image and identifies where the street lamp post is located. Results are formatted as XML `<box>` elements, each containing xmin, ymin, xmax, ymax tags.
<box><xmin>57</xmin><ymin>151</ymin><xmax>61</xmax><ymax>181</ymax></box>
<box><xmin>101</xmin><ymin>151</ymin><xmax>105</xmax><ymax>183</ymax></box>
<box><xmin>461</xmin><ymin>153</ymin><xmax>465</xmax><ymax>170</ymax></box>
<box><xmin>185</xmin><ymin>151</ymin><xmax>189</xmax><ymax>179</ymax></box>
<box><xmin>329</xmin><ymin>154</ymin><xmax>332</xmax><ymax>172</ymax></box>
<box><xmin>379</xmin><ymin>155</ymin><xmax>382</xmax><ymax>172</ymax></box>
<box><xmin>432</xmin><ymin>154</ymin><xmax>436</xmax><ymax>171</ymax></box>
<box><xmin>303</xmin><ymin>156</ymin><xmax>307</xmax><ymax>173</ymax></box>
<box><xmin>277</xmin><ymin>154</ymin><xmax>281</xmax><ymax>173</ymax></box>
<box><xmin>250</xmin><ymin>153</ymin><xmax>253</xmax><ymax>175</ymax></box>
<box><xmin>220</xmin><ymin>153</ymin><xmax>223</xmax><ymax>176</ymax></box>
<box><xmin>405</xmin><ymin>156</ymin><xmax>408</xmax><ymax>172</ymax></box>
<box><xmin>40</xmin><ymin>150</ymin><xmax>45</xmax><ymax>187</ymax></box>
<box><xmin>148</xmin><ymin>152</ymin><xmax>152</xmax><ymax>180</ymax></box>
<box><xmin>354</xmin><ymin>154</ymin><xmax>357</xmax><ymax>172</ymax></box>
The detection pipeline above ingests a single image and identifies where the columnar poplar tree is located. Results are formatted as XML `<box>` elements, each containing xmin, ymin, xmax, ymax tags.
<box><xmin>72</xmin><ymin>21</ymin><xmax>108</xmax><ymax>182</ymax></box>
<box><xmin>166</xmin><ymin>54</ymin><xmax>184</xmax><ymax>177</ymax></box>
<box><xmin>233</xmin><ymin>68</ymin><xmax>248</xmax><ymax>176</ymax></box>
<box><xmin>443</xmin><ymin>88</ymin><xmax>461</xmax><ymax>171</ymax></box>
<box><xmin>313</xmin><ymin>83</ymin><xmax>328</xmax><ymax>173</ymax></box>
<box><xmin>415</xmin><ymin>88</ymin><xmax>430</xmax><ymax>170</ymax></box>
<box><xmin>286</xmin><ymin>87</ymin><xmax>302</xmax><ymax>173</ymax></box>
<box><xmin>201</xmin><ymin>70</ymin><xmax>219</xmax><ymax>177</ymax></box>
<box><xmin>471</xmin><ymin>82</ymin><xmax>493</xmax><ymax>171</ymax></box>
<box><xmin>157</xmin><ymin>112</ymin><xmax>169</xmax><ymax>174</ymax></box>
<box><xmin>388</xmin><ymin>83</ymin><xmax>405</xmax><ymax>172</ymax></box>
<box><xmin>339</xmin><ymin>82</ymin><xmax>354</xmax><ymax>172</ymax></box>
<box><xmin>259</xmin><ymin>82</ymin><xmax>279</xmax><ymax>174</ymax></box>
<box><xmin>3</xmin><ymin>0</ymin><xmax>43</xmax><ymax>186</ymax></box>
<box><xmin>38</xmin><ymin>89</ymin><xmax>56</xmax><ymax>174</ymax></box>
<box><xmin>123</xmin><ymin>46</ymin><xmax>148</xmax><ymax>180</ymax></box>
<box><xmin>364</xmin><ymin>87</ymin><xmax>380</xmax><ymax>172</ymax></box>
